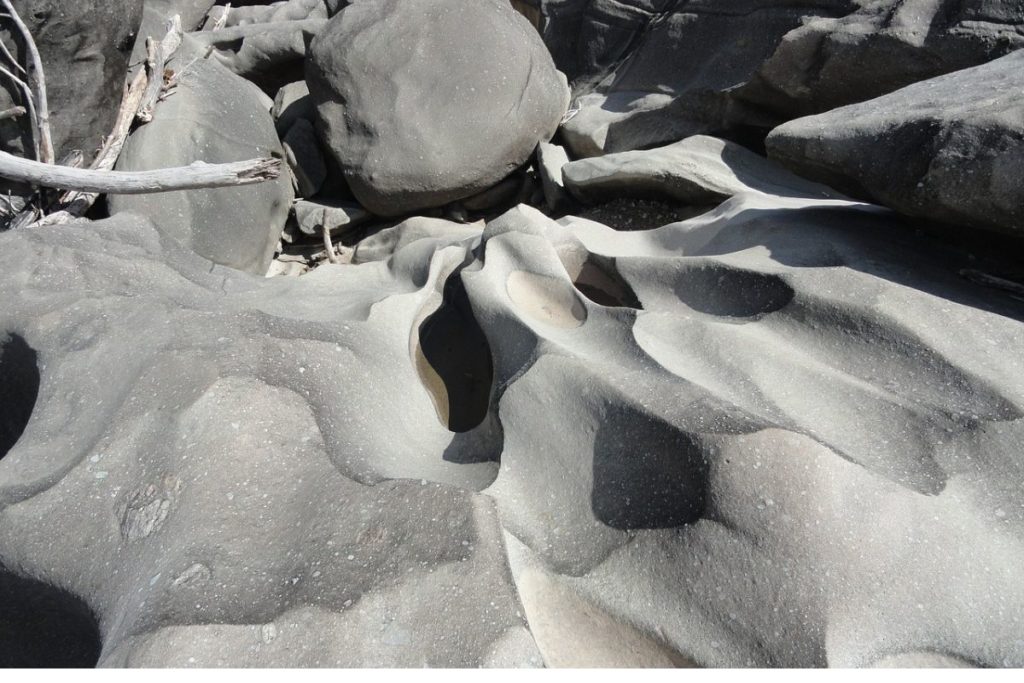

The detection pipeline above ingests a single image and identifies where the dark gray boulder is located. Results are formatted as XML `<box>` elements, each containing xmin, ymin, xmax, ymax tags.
<box><xmin>766</xmin><ymin>50</ymin><xmax>1024</xmax><ymax>239</ymax></box>
<box><xmin>306</xmin><ymin>0</ymin><xmax>569</xmax><ymax>216</ymax></box>
<box><xmin>0</xmin><ymin>0</ymin><xmax>144</xmax><ymax>165</ymax></box>
<box><xmin>540</xmin><ymin>1</ymin><xmax>1024</xmax><ymax>156</ymax></box>
<box><xmin>109</xmin><ymin>35</ymin><xmax>293</xmax><ymax>274</ymax></box>
<box><xmin>737</xmin><ymin>0</ymin><xmax>1024</xmax><ymax>119</ymax></box>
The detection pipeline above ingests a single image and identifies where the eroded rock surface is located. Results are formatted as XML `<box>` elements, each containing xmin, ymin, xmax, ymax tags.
<box><xmin>2</xmin><ymin>182</ymin><xmax>1023</xmax><ymax>665</ymax></box>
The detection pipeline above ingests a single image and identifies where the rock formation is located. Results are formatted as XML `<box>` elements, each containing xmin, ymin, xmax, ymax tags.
<box><xmin>0</xmin><ymin>0</ymin><xmax>1022</xmax><ymax>669</ymax></box>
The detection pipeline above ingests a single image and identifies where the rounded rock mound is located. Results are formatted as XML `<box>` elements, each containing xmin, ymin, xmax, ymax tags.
<box><xmin>306</xmin><ymin>0</ymin><xmax>569</xmax><ymax>216</ymax></box>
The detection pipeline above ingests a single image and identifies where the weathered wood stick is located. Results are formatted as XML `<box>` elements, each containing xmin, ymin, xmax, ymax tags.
<box><xmin>137</xmin><ymin>16</ymin><xmax>183</xmax><ymax>123</ymax></box>
<box><xmin>0</xmin><ymin>103</ymin><xmax>24</xmax><ymax>120</ymax></box>
<box><xmin>960</xmin><ymin>269</ymin><xmax>1024</xmax><ymax>300</ymax></box>
<box><xmin>0</xmin><ymin>150</ymin><xmax>281</xmax><ymax>194</ymax></box>
<box><xmin>202</xmin><ymin>3</ymin><xmax>231</xmax><ymax>32</ymax></box>
<box><xmin>0</xmin><ymin>0</ymin><xmax>54</xmax><ymax>163</ymax></box>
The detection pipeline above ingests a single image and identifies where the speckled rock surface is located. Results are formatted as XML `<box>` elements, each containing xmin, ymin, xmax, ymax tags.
<box><xmin>2</xmin><ymin>183</ymin><xmax>1023</xmax><ymax>665</ymax></box>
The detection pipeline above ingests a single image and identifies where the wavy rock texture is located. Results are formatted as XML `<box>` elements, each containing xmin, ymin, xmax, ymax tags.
<box><xmin>2</xmin><ymin>167</ymin><xmax>1023</xmax><ymax>664</ymax></box>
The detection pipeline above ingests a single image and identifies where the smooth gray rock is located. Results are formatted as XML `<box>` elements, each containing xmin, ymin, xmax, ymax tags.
<box><xmin>272</xmin><ymin>80</ymin><xmax>315</xmax><ymax>137</ymax></box>
<box><xmin>225</xmin><ymin>0</ymin><xmax>328</xmax><ymax>26</ymax></box>
<box><xmin>294</xmin><ymin>198</ymin><xmax>370</xmax><ymax>237</ymax></box>
<box><xmin>563</xmin><ymin>135</ymin><xmax>843</xmax><ymax>205</ymax></box>
<box><xmin>132</xmin><ymin>1</ymin><xmax>216</xmax><ymax>66</ymax></box>
<box><xmin>737</xmin><ymin>0</ymin><xmax>1024</xmax><ymax>119</ymax></box>
<box><xmin>110</xmin><ymin>35</ymin><xmax>293</xmax><ymax>274</ymax></box>
<box><xmin>307</xmin><ymin>0</ymin><xmax>570</xmax><ymax>216</ymax></box>
<box><xmin>283</xmin><ymin>118</ymin><xmax>327</xmax><ymax>198</ymax></box>
<box><xmin>192</xmin><ymin>18</ymin><xmax>327</xmax><ymax>94</ymax></box>
<box><xmin>0</xmin><ymin>0</ymin><xmax>144</xmax><ymax>166</ymax></box>
<box><xmin>2</xmin><ymin>194</ymin><xmax>1024</xmax><ymax>665</ymax></box>
<box><xmin>545</xmin><ymin>1</ymin><xmax>1024</xmax><ymax>156</ymax></box>
<box><xmin>766</xmin><ymin>51</ymin><xmax>1024</xmax><ymax>239</ymax></box>
<box><xmin>536</xmin><ymin>142</ymin><xmax>572</xmax><ymax>212</ymax></box>
<box><xmin>144</xmin><ymin>0</ymin><xmax>216</xmax><ymax>29</ymax></box>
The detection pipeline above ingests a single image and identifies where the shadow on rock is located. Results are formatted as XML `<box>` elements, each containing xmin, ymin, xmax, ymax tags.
<box><xmin>591</xmin><ymin>404</ymin><xmax>708</xmax><ymax>530</ymax></box>
<box><xmin>416</xmin><ymin>268</ymin><xmax>495</xmax><ymax>434</ymax></box>
<box><xmin>0</xmin><ymin>566</ymin><xmax>101</xmax><ymax>668</ymax></box>
<box><xmin>0</xmin><ymin>333</ymin><xmax>40</xmax><ymax>461</ymax></box>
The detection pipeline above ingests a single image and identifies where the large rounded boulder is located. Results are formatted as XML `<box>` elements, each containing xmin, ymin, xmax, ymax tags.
<box><xmin>306</xmin><ymin>0</ymin><xmax>569</xmax><ymax>216</ymax></box>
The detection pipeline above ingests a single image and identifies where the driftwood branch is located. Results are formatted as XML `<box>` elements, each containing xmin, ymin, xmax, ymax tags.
<box><xmin>0</xmin><ymin>150</ymin><xmax>280</xmax><ymax>195</ymax></box>
<box><xmin>1</xmin><ymin>0</ymin><xmax>53</xmax><ymax>163</ymax></box>
<box><xmin>137</xmin><ymin>16</ymin><xmax>183</xmax><ymax>123</ymax></box>
<box><xmin>961</xmin><ymin>269</ymin><xmax>1024</xmax><ymax>301</ymax></box>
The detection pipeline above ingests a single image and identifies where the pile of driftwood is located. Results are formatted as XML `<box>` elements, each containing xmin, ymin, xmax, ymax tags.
<box><xmin>0</xmin><ymin>2</ymin><xmax>280</xmax><ymax>230</ymax></box>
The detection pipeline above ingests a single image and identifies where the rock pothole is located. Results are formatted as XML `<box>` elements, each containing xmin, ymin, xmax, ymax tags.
<box><xmin>0</xmin><ymin>566</ymin><xmax>101</xmax><ymax>668</ymax></box>
<box><xmin>0</xmin><ymin>333</ymin><xmax>40</xmax><ymax>462</ymax></box>
<box><xmin>415</xmin><ymin>269</ymin><xmax>495</xmax><ymax>433</ymax></box>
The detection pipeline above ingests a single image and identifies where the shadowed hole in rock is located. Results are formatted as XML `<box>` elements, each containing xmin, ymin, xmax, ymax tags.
<box><xmin>0</xmin><ymin>334</ymin><xmax>40</xmax><ymax>461</ymax></box>
<box><xmin>570</xmin><ymin>255</ymin><xmax>643</xmax><ymax>309</ymax></box>
<box><xmin>0</xmin><ymin>566</ymin><xmax>101</xmax><ymax>668</ymax></box>
<box><xmin>673</xmin><ymin>263</ymin><xmax>794</xmax><ymax>318</ymax></box>
<box><xmin>415</xmin><ymin>268</ymin><xmax>494</xmax><ymax>433</ymax></box>
<box><xmin>592</xmin><ymin>405</ymin><xmax>709</xmax><ymax>530</ymax></box>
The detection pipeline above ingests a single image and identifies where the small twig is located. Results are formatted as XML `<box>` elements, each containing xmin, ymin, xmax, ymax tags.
<box><xmin>0</xmin><ymin>104</ymin><xmax>24</xmax><ymax>121</ymax></box>
<box><xmin>1</xmin><ymin>0</ymin><xmax>54</xmax><ymax>163</ymax></box>
<box><xmin>322</xmin><ymin>214</ymin><xmax>340</xmax><ymax>264</ymax></box>
<box><xmin>202</xmin><ymin>3</ymin><xmax>231</xmax><ymax>31</ymax></box>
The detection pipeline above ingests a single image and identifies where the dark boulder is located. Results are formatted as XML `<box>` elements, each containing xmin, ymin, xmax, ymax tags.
<box><xmin>306</xmin><ymin>0</ymin><xmax>569</xmax><ymax>216</ymax></box>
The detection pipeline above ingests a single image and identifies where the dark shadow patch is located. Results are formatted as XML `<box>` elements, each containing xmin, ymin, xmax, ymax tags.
<box><xmin>415</xmin><ymin>269</ymin><xmax>495</xmax><ymax>433</ymax></box>
<box><xmin>592</xmin><ymin>405</ymin><xmax>708</xmax><ymax>529</ymax></box>
<box><xmin>0</xmin><ymin>334</ymin><xmax>40</xmax><ymax>461</ymax></box>
<box><xmin>572</xmin><ymin>255</ymin><xmax>644</xmax><ymax>309</ymax></box>
<box><xmin>672</xmin><ymin>263</ymin><xmax>794</xmax><ymax>318</ymax></box>
<box><xmin>0</xmin><ymin>566</ymin><xmax>101</xmax><ymax>668</ymax></box>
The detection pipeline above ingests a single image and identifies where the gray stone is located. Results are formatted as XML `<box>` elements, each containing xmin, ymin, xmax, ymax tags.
<box><xmin>307</xmin><ymin>0</ymin><xmax>569</xmax><ymax>216</ymax></box>
<box><xmin>132</xmin><ymin>1</ymin><xmax>216</xmax><ymax>65</ymax></box>
<box><xmin>196</xmin><ymin>18</ymin><xmax>326</xmax><ymax>94</ymax></box>
<box><xmin>294</xmin><ymin>198</ymin><xmax>370</xmax><ymax>237</ymax></box>
<box><xmin>542</xmin><ymin>1</ymin><xmax>1024</xmax><ymax>156</ymax></box>
<box><xmin>110</xmin><ymin>35</ymin><xmax>293</xmax><ymax>274</ymax></box>
<box><xmin>283</xmin><ymin>118</ymin><xmax>327</xmax><ymax>198</ymax></box>
<box><xmin>272</xmin><ymin>80</ymin><xmax>314</xmax><ymax>137</ymax></box>
<box><xmin>766</xmin><ymin>50</ymin><xmax>1024</xmax><ymax>239</ymax></box>
<box><xmin>536</xmin><ymin>141</ymin><xmax>572</xmax><ymax>212</ymax></box>
<box><xmin>563</xmin><ymin>135</ymin><xmax>843</xmax><ymax>205</ymax></box>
